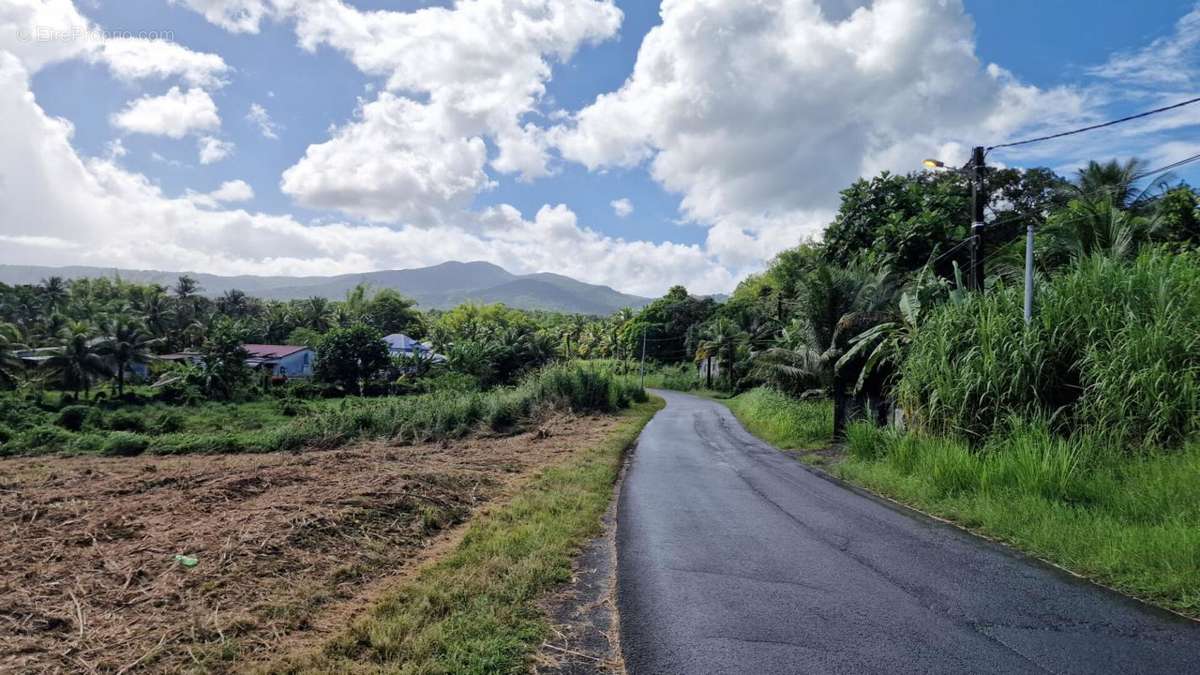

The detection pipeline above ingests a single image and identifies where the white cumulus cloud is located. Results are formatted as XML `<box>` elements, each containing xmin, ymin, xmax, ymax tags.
<box><xmin>198</xmin><ymin>136</ymin><xmax>234</xmax><ymax>164</ymax></box>
<box><xmin>112</xmin><ymin>87</ymin><xmax>220</xmax><ymax>139</ymax></box>
<box><xmin>552</xmin><ymin>0</ymin><xmax>1088</xmax><ymax>273</ymax></box>
<box><xmin>611</xmin><ymin>198</ymin><xmax>633</xmax><ymax>218</ymax></box>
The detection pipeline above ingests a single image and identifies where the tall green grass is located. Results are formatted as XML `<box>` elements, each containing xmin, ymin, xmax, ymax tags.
<box><xmin>840</xmin><ymin>421</ymin><xmax>1200</xmax><ymax>616</ymax></box>
<box><xmin>723</xmin><ymin>388</ymin><xmax>832</xmax><ymax>450</ymax></box>
<box><xmin>0</xmin><ymin>366</ymin><xmax>646</xmax><ymax>456</ymax></box>
<box><xmin>576</xmin><ymin>359</ymin><xmax>702</xmax><ymax>392</ymax></box>
<box><xmin>272</xmin><ymin>365</ymin><xmax>646</xmax><ymax>451</ymax></box>
<box><xmin>899</xmin><ymin>250</ymin><xmax>1200</xmax><ymax>447</ymax></box>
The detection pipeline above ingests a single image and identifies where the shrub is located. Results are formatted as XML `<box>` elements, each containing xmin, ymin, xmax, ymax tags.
<box><xmin>16</xmin><ymin>425</ymin><xmax>74</xmax><ymax>452</ymax></box>
<box><xmin>57</xmin><ymin>405</ymin><xmax>93</xmax><ymax>432</ymax></box>
<box><xmin>147</xmin><ymin>409</ymin><xmax>186</xmax><ymax>434</ymax></box>
<box><xmin>102</xmin><ymin>432</ymin><xmax>151</xmax><ymax>457</ymax></box>
<box><xmin>277</xmin><ymin>398</ymin><xmax>307</xmax><ymax>417</ymax></box>
<box><xmin>67</xmin><ymin>433</ymin><xmax>107</xmax><ymax>455</ymax></box>
<box><xmin>104</xmin><ymin>410</ymin><xmax>147</xmax><ymax>433</ymax></box>
<box><xmin>0</xmin><ymin>424</ymin><xmax>11</xmax><ymax>445</ymax></box>
<box><xmin>0</xmin><ymin>398</ymin><xmax>51</xmax><ymax>431</ymax></box>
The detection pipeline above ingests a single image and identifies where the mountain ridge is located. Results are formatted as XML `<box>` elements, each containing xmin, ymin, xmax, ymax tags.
<box><xmin>0</xmin><ymin>261</ymin><xmax>652</xmax><ymax>315</ymax></box>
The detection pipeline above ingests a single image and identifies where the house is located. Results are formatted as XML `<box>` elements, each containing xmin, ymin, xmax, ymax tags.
<box><xmin>383</xmin><ymin>333</ymin><xmax>430</xmax><ymax>356</ymax></box>
<box><xmin>383</xmin><ymin>334</ymin><xmax>447</xmax><ymax>363</ymax></box>
<box><xmin>242</xmin><ymin>344</ymin><xmax>315</xmax><ymax>378</ymax></box>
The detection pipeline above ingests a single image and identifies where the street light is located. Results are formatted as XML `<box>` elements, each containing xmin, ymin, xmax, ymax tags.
<box><xmin>920</xmin><ymin>147</ymin><xmax>988</xmax><ymax>291</ymax></box>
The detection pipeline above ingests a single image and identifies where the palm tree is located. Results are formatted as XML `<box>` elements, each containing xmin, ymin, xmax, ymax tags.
<box><xmin>1072</xmin><ymin>159</ymin><xmax>1152</xmax><ymax>211</ymax></box>
<box><xmin>697</xmin><ymin>318</ymin><xmax>746</xmax><ymax>389</ymax></box>
<box><xmin>1045</xmin><ymin>194</ymin><xmax>1156</xmax><ymax>261</ymax></box>
<box><xmin>217</xmin><ymin>289</ymin><xmax>251</xmax><ymax>318</ymax></box>
<box><xmin>98</xmin><ymin>320</ymin><xmax>160</xmax><ymax>397</ymax></box>
<box><xmin>837</xmin><ymin>291</ymin><xmax>925</xmax><ymax>394</ymax></box>
<box><xmin>41</xmin><ymin>276</ymin><xmax>69</xmax><ymax>314</ymax></box>
<box><xmin>137</xmin><ymin>289</ymin><xmax>175</xmax><ymax>341</ymax></box>
<box><xmin>45</xmin><ymin>323</ymin><xmax>111</xmax><ymax>398</ymax></box>
<box><xmin>299</xmin><ymin>297</ymin><xmax>335</xmax><ymax>332</ymax></box>
<box><xmin>0</xmin><ymin>322</ymin><xmax>28</xmax><ymax>389</ymax></box>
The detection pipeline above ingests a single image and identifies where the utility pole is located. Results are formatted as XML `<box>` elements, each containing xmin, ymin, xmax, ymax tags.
<box><xmin>969</xmin><ymin>145</ymin><xmax>987</xmax><ymax>292</ymax></box>
<box><xmin>1024</xmin><ymin>222</ymin><xmax>1035</xmax><ymax>324</ymax></box>
<box><xmin>639</xmin><ymin>327</ymin><xmax>647</xmax><ymax>388</ymax></box>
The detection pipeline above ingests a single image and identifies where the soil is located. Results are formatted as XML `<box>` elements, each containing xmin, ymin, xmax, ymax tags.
<box><xmin>0</xmin><ymin>413</ymin><xmax>622</xmax><ymax>674</ymax></box>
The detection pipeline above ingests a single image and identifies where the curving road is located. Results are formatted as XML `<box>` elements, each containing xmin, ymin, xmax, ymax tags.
<box><xmin>616</xmin><ymin>390</ymin><xmax>1200</xmax><ymax>675</ymax></box>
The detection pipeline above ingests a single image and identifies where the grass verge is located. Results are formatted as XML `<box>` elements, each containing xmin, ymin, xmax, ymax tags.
<box><xmin>839</xmin><ymin>423</ymin><xmax>1200</xmax><ymax>619</ymax></box>
<box><xmin>722</xmin><ymin>388</ymin><xmax>832</xmax><ymax>452</ymax></box>
<box><xmin>266</xmin><ymin>396</ymin><xmax>665</xmax><ymax>674</ymax></box>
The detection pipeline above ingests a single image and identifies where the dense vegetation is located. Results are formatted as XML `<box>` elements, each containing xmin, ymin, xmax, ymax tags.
<box><xmin>689</xmin><ymin>157</ymin><xmax>1200</xmax><ymax>617</ymax></box>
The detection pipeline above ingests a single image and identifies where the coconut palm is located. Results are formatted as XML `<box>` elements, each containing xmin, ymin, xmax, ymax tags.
<box><xmin>1044</xmin><ymin>195</ymin><xmax>1157</xmax><ymax>262</ymax></box>
<box><xmin>697</xmin><ymin>318</ymin><xmax>746</xmax><ymax>389</ymax></box>
<box><xmin>98</xmin><ymin>320</ymin><xmax>161</xmax><ymax>397</ymax></box>
<box><xmin>45</xmin><ymin>323</ymin><xmax>111</xmax><ymax>397</ymax></box>
<box><xmin>299</xmin><ymin>296</ymin><xmax>336</xmax><ymax>332</ymax></box>
<box><xmin>0</xmin><ymin>322</ymin><xmax>28</xmax><ymax>389</ymax></box>
<box><xmin>40</xmin><ymin>276</ymin><xmax>69</xmax><ymax>314</ymax></box>
<box><xmin>137</xmin><ymin>289</ymin><xmax>175</xmax><ymax>340</ymax></box>
<box><xmin>217</xmin><ymin>289</ymin><xmax>252</xmax><ymax>318</ymax></box>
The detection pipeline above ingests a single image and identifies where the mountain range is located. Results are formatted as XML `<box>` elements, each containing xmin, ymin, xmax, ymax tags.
<box><xmin>0</xmin><ymin>261</ymin><xmax>652</xmax><ymax>315</ymax></box>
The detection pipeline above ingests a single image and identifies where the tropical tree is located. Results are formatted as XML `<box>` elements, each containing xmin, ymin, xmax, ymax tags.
<box><xmin>45</xmin><ymin>323</ymin><xmax>111</xmax><ymax>397</ymax></box>
<box><xmin>136</xmin><ymin>288</ymin><xmax>175</xmax><ymax>340</ymax></box>
<box><xmin>0</xmin><ymin>322</ymin><xmax>27</xmax><ymax>389</ymax></box>
<box><xmin>1043</xmin><ymin>195</ymin><xmax>1157</xmax><ymax>264</ymax></box>
<box><xmin>315</xmin><ymin>323</ymin><xmax>390</xmax><ymax>395</ymax></box>
<box><xmin>196</xmin><ymin>318</ymin><xmax>250</xmax><ymax>400</ymax></box>
<box><xmin>696</xmin><ymin>318</ymin><xmax>746</xmax><ymax>389</ymax></box>
<box><xmin>298</xmin><ymin>296</ymin><xmax>336</xmax><ymax>332</ymax></box>
<box><xmin>217</xmin><ymin>289</ymin><xmax>252</xmax><ymax>318</ymax></box>
<box><xmin>98</xmin><ymin>320</ymin><xmax>160</xmax><ymax>397</ymax></box>
<box><xmin>41</xmin><ymin>276</ymin><xmax>69</xmax><ymax>314</ymax></box>
<box><xmin>365</xmin><ymin>289</ymin><xmax>423</xmax><ymax>336</ymax></box>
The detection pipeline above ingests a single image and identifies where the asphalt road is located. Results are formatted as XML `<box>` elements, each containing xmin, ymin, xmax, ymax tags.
<box><xmin>616</xmin><ymin>390</ymin><xmax>1200</xmax><ymax>675</ymax></box>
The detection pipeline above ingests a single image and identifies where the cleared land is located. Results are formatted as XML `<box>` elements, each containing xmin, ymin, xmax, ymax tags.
<box><xmin>0</xmin><ymin>413</ymin><xmax>625</xmax><ymax>673</ymax></box>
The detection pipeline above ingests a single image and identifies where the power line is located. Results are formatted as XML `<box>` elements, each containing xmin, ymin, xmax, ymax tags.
<box><xmin>1133</xmin><ymin>152</ymin><xmax>1200</xmax><ymax>181</ymax></box>
<box><xmin>987</xmin><ymin>95</ymin><xmax>1200</xmax><ymax>153</ymax></box>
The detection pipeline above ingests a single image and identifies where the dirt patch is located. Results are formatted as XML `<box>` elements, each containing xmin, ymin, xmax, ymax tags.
<box><xmin>0</xmin><ymin>413</ymin><xmax>621</xmax><ymax>674</ymax></box>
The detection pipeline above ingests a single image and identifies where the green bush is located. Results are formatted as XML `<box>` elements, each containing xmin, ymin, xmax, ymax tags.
<box><xmin>147</xmin><ymin>409</ymin><xmax>186</xmax><ymax>434</ymax></box>
<box><xmin>899</xmin><ymin>250</ymin><xmax>1200</xmax><ymax>447</ymax></box>
<box><xmin>0</xmin><ymin>398</ymin><xmax>51</xmax><ymax>431</ymax></box>
<box><xmin>104</xmin><ymin>410</ymin><xmax>147</xmax><ymax>433</ymax></box>
<box><xmin>16</xmin><ymin>425</ymin><xmax>74</xmax><ymax>452</ymax></box>
<box><xmin>0</xmin><ymin>424</ymin><xmax>11</xmax><ymax>445</ymax></box>
<box><xmin>102</xmin><ymin>432</ymin><xmax>151</xmax><ymax>457</ymax></box>
<box><xmin>67</xmin><ymin>433</ymin><xmax>107</xmax><ymax>455</ymax></box>
<box><xmin>56</xmin><ymin>405</ymin><xmax>93</xmax><ymax>432</ymax></box>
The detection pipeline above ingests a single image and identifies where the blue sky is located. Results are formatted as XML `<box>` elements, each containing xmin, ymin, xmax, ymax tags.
<box><xmin>1</xmin><ymin>0</ymin><xmax>1198</xmax><ymax>295</ymax></box>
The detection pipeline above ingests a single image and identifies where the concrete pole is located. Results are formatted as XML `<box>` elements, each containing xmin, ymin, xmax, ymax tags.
<box><xmin>1024</xmin><ymin>223</ymin><xmax>1035</xmax><ymax>324</ymax></box>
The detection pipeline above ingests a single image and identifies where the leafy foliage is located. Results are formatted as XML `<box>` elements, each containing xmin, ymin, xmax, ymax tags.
<box><xmin>314</xmin><ymin>324</ymin><xmax>390</xmax><ymax>395</ymax></box>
